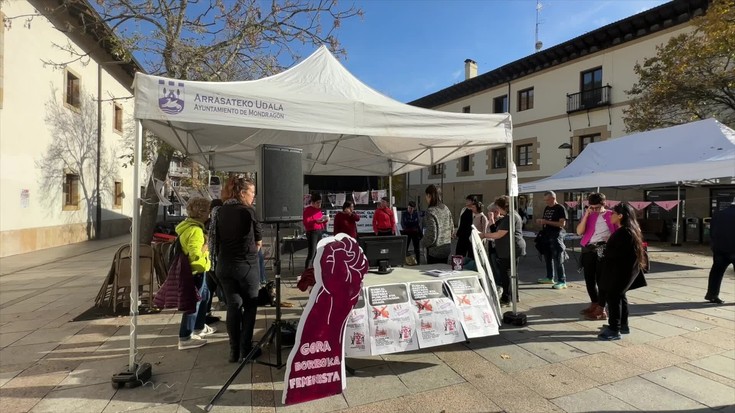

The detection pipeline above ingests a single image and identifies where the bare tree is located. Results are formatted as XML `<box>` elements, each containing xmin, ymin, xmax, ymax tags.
<box><xmin>37</xmin><ymin>87</ymin><xmax>120</xmax><ymax>239</ymax></box>
<box><xmin>52</xmin><ymin>0</ymin><xmax>363</xmax><ymax>243</ymax></box>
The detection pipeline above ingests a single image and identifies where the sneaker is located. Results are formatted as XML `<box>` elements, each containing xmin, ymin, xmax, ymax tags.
<box><xmin>598</xmin><ymin>327</ymin><xmax>622</xmax><ymax>341</ymax></box>
<box><xmin>537</xmin><ymin>278</ymin><xmax>555</xmax><ymax>284</ymax></box>
<box><xmin>602</xmin><ymin>324</ymin><xmax>630</xmax><ymax>334</ymax></box>
<box><xmin>193</xmin><ymin>324</ymin><xmax>217</xmax><ymax>339</ymax></box>
<box><xmin>552</xmin><ymin>282</ymin><xmax>567</xmax><ymax>289</ymax></box>
<box><xmin>178</xmin><ymin>337</ymin><xmax>207</xmax><ymax>350</ymax></box>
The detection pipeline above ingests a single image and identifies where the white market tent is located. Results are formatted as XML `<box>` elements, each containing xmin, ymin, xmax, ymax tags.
<box><xmin>124</xmin><ymin>46</ymin><xmax>515</xmax><ymax>375</ymax></box>
<box><xmin>133</xmin><ymin>45</ymin><xmax>512</xmax><ymax>176</ymax></box>
<box><xmin>519</xmin><ymin>119</ymin><xmax>735</xmax><ymax>193</ymax></box>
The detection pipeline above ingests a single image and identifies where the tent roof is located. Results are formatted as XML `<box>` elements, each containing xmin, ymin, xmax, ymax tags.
<box><xmin>133</xmin><ymin>46</ymin><xmax>512</xmax><ymax>176</ymax></box>
<box><xmin>519</xmin><ymin>119</ymin><xmax>735</xmax><ymax>193</ymax></box>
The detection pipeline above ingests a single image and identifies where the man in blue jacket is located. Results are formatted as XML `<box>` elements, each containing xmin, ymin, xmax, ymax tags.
<box><xmin>705</xmin><ymin>197</ymin><xmax>735</xmax><ymax>305</ymax></box>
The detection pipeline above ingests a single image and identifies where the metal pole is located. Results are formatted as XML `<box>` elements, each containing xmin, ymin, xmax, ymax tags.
<box><xmin>674</xmin><ymin>183</ymin><xmax>682</xmax><ymax>245</ymax></box>
<box><xmin>96</xmin><ymin>63</ymin><xmax>102</xmax><ymax>239</ymax></box>
<box><xmin>507</xmin><ymin>143</ymin><xmax>518</xmax><ymax>315</ymax></box>
<box><xmin>129</xmin><ymin>119</ymin><xmax>143</xmax><ymax>371</ymax></box>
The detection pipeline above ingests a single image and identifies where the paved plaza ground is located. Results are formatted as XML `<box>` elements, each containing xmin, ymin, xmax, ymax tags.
<box><xmin>0</xmin><ymin>235</ymin><xmax>733</xmax><ymax>413</ymax></box>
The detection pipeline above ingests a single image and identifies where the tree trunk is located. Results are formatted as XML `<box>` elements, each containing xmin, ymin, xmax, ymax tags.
<box><xmin>139</xmin><ymin>146</ymin><xmax>174</xmax><ymax>244</ymax></box>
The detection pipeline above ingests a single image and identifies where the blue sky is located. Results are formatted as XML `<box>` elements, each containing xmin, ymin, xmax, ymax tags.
<box><xmin>332</xmin><ymin>0</ymin><xmax>669</xmax><ymax>103</ymax></box>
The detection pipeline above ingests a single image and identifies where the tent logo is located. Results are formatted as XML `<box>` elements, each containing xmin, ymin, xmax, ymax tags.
<box><xmin>158</xmin><ymin>80</ymin><xmax>185</xmax><ymax>115</ymax></box>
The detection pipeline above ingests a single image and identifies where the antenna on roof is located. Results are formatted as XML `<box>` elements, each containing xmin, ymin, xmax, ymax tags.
<box><xmin>535</xmin><ymin>0</ymin><xmax>543</xmax><ymax>52</ymax></box>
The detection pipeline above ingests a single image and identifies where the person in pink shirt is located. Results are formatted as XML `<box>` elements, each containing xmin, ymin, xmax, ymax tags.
<box><xmin>576</xmin><ymin>192</ymin><xmax>619</xmax><ymax>320</ymax></box>
<box><xmin>303</xmin><ymin>193</ymin><xmax>329</xmax><ymax>269</ymax></box>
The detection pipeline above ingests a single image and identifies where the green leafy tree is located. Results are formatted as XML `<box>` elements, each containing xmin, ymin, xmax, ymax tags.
<box><xmin>624</xmin><ymin>0</ymin><xmax>735</xmax><ymax>132</ymax></box>
<box><xmin>57</xmin><ymin>0</ymin><xmax>361</xmax><ymax>243</ymax></box>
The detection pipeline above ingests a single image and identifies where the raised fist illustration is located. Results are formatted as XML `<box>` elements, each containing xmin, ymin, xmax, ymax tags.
<box><xmin>283</xmin><ymin>234</ymin><xmax>368</xmax><ymax>405</ymax></box>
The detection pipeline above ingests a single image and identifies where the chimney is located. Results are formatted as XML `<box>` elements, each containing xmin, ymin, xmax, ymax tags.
<box><xmin>464</xmin><ymin>59</ymin><xmax>477</xmax><ymax>80</ymax></box>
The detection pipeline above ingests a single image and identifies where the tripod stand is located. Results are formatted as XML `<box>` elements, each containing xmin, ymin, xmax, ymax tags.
<box><xmin>206</xmin><ymin>222</ymin><xmax>289</xmax><ymax>412</ymax></box>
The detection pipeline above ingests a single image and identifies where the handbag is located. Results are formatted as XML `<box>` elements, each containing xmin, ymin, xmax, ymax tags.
<box><xmin>628</xmin><ymin>269</ymin><xmax>647</xmax><ymax>290</ymax></box>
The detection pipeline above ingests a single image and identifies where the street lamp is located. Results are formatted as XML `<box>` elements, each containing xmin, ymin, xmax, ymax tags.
<box><xmin>96</xmin><ymin>60</ymin><xmax>129</xmax><ymax>239</ymax></box>
<box><xmin>558</xmin><ymin>142</ymin><xmax>575</xmax><ymax>165</ymax></box>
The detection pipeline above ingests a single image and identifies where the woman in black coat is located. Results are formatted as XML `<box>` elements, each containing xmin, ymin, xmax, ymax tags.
<box><xmin>598</xmin><ymin>203</ymin><xmax>647</xmax><ymax>341</ymax></box>
<box><xmin>455</xmin><ymin>195</ymin><xmax>479</xmax><ymax>259</ymax></box>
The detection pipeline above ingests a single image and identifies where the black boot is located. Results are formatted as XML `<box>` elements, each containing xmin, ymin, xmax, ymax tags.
<box><xmin>228</xmin><ymin>347</ymin><xmax>240</xmax><ymax>363</ymax></box>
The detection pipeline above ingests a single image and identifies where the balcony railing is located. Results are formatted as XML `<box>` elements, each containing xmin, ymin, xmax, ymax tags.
<box><xmin>566</xmin><ymin>85</ymin><xmax>612</xmax><ymax>113</ymax></box>
<box><xmin>169</xmin><ymin>166</ymin><xmax>192</xmax><ymax>177</ymax></box>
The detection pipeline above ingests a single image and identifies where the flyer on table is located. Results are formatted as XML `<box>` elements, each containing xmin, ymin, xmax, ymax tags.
<box><xmin>409</xmin><ymin>280</ymin><xmax>465</xmax><ymax>348</ymax></box>
<box><xmin>366</xmin><ymin>283</ymin><xmax>418</xmax><ymax>355</ymax></box>
<box><xmin>445</xmin><ymin>277</ymin><xmax>499</xmax><ymax>338</ymax></box>
<box><xmin>344</xmin><ymin>289</ymin><xmax>370</xmax><ymax>357</ymax></box>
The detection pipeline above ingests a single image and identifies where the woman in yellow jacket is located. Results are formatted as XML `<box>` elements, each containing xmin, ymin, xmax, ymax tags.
<box><xmin>176</xmin><ymin>197</ymin><xmax>217</xmax><ymax>350</ymax></box>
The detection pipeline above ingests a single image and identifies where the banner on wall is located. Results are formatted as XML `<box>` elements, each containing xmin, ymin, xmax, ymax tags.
<box><xmin>445</xmin><ymin>277</ymin><xmax>499</xmax><ymax>338</ymax></box>
<box><xmin>325</xmin><ymin>209</ymin><xmax>404</xmax><ymax>234</ymax></box>
<box><xmin>408</xmin><ymin>280</ymin><xmax>465</xmax><ymax>348</ymax></box>
<box><xmin>366</xmin><ymin>283</ymin><xmax>419</xmax><ymax>355</ymax></box>
<box><xmin>282</xmin><ymin>234</ymin><xmax>369</xmax><ymax>405</ymax></box>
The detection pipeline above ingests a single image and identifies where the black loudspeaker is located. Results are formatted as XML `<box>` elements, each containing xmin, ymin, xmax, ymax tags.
<box><xmin>255</xmin><ymin>144</ymin><xmax>303</xmax><ymax>223</ymax></box>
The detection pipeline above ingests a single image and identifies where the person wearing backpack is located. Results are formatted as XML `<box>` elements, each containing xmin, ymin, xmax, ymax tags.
<box><xmin>176</xmin><ymin>197</ymin><xmax>216</xmax><ymax>350</ymax></box>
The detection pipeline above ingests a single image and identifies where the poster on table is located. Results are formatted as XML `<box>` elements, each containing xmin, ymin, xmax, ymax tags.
<box><xmin>366</xmin><ymin>283</ymin><xmax>419</xmax><ymax>355</ymax></box>
<box><xmin>445</xmin><ymin>276</ymin><xmax>499</xmax><ymax>338</ymax></box>
<box><xmin>408</xmin><ymin>280</ymin><xmax>465</xmax><ymax>348</ymax></box>
<box><xmin>344</xmin><ymin>289</ymin><xmax>370</xmax><ymax>357</ymax></box>
<box><xmin>282</xmin><ymin>234</ymin><xmax>369</xmax><ymax>405</ymax></box>
<box><xmin>470</xmin><ymin>228</ymin><xmax>502</xmax><ymax>324</ymax></box>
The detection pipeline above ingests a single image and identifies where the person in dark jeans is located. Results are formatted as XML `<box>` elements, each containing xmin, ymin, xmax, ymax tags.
<box><xmin>303</xmin><ymin>193</ymin><xmax>328</xmax><ymax>269</ymax></box>
<box><xmin>705</xmin><ymin>198</ymin><xmax>735</xmax><ymax>304</ymax></box>
<box><xmin>536</xmin><ymin>191</ymin><xmax>568</xmax><ymax>289</ymax></box>
<box><xmin>209</xmin><ymin>177</ymin><xmax>263</xmax><ymax>362</ymax></box>
<box><xmin>401</xmin><ymin>201</ymin><xmax>421</xmax><ymax>262</ymax></box>
<box><xmin>483</xmin><ymin>196</ymin><xmax>526</xmax><ymax>304</ymax></box>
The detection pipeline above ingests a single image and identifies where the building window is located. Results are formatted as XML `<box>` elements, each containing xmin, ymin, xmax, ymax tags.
<box><xmin>493</xmin><ymin>95</ymin><xmax>508</xmax><ymax>114</ymax></box>
<box><xmin>491</xmin><ymin>148</ymin><xmax>507</xmax><ymax>169</ymax></box>
<box><xmin>113</xmin><ymin>104</ymin><xmax>123</xmax><ymax>133</ymax></box>
<box><xmin>517</xmin><ymin>144</ymin><xmax>533</xmax><ymax>166</ymax></box>
<box><xmin>580</xmin><ymin>133</ymin><xmax>600</xmax><ymax>151</ymax></box>
<box><xmin>462</xmin><ymin>106</ymin><xmax>471</xmax><ymax>113</ymax></box>
<box><xmin>114</xmin><ymin>181</ymin><xmax>123</xmax><ymax>208</ymax></box>
<box><xmin>65</xmin><ymin>70</ymin><xmax>81</xmax><ymax>109</ymax></box>
<box><xmin>459</xmin><ymin>155</ymin><xmax>470</xmax><ymax>172</ymax></box>
<box><xmin>517</xmin><ymin>88</ymin><xmax>534</xmax><ymax>111</ymax></box>
<box><xmin>63</xmin><ymin>173</ymin><xmax>80</xmax><ymax>209</ymax></box>
<box><xmin>430</xmin><ymin>164</ymin><xmax>444</xmax><ymax>176</ymax></box>
<box><xmin>581</xmin><ymin>67</ymin><xmax>603</xmax><ymax>106</ymax></box>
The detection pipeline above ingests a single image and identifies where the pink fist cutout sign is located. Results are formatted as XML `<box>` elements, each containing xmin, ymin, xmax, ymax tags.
<box><xmin>283</xmin><ymin>233</ymin><xmax>368</xmax><ymax>405</ymax></box>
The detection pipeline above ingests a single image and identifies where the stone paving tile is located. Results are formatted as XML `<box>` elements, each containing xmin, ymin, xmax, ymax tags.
<box><xmin>599</xmin><ymin>376</ymin><xmax>708</xmax><ymax>411</ymax></box>
<box><xmin>0</xmin><ymin>368</ymin><xmax>23</xmax><ymax>388</ymax></box>
<box><xmin>181</xmin><ymin>363</ymin><xmax>254</xmax><ymax>402</ymax></box>
<box><xmin>469</xmin><ymin>338</ymin><xmax>549</xmax><ymax>373</ymax></box>
<box><xmin>607</xmin><ymin>344</ymin><xmax>688</xmax><ymax>372</ymax></box>
<box><xmin>551</xmin><ymin>387</ymin><xmax>637</xmax><ymax>412</ymax></box>
<box><xmin>470</xmin><ymin>374</ymin><xmax>564</xmax><ymax>413</ymax></box>
<box><xmin>0</xmin><ymin>319</ymin><xmax>57</xmax><ymax>334</ymax></box>
<box><xmin>610</xmin><ymin>327</ymin><xmax>665</xmax><ymax>347</ymax></box>
<box><xmin>400</xmin><ymin>382</ymin><xmax>502</xmax><ymax>413</ymax></box>
<box><xmin>101</xmin><ymin>370</ymin><xmax>191</xmax><ymax>412</ymax></box>
<box><xmin>276</xmin><ymin>392</ymin><xmax>347</xmax><ymax>413</ymax></box>
<box><xmin>56</xmin><ymin>355</ymin><xmax>129</xmax><ymax>390</ymax></box>
<box><xmin>642</xmin><ymin>366</ymin><xmax>735</xmax><ymax>409</ymax></box>
<box><xmin>29</xmin><ymin>382</ymin><xmax>115</xmax><ymax>413</ymax></box>
<box><xmin>511</xmin><ymin>363</ymin><xmax>599</xmax><ymax>399</ymax></box>
<box><xmin>139</xmin><ymin>347</ymin><xmax>201</xmax><ymax>375</ymax></box>
<box><xmin>11</xmin><ymin>324</ymin><xmax>86</xmax><ymax>347</ymax></box>
<box><xmin>625</xmin><ymin>316</ymin><xmax>690</xmax><ymax>338</ymax></box>
<box><xmin>176</xmin><ymin>394</ymin><xmax>252</xmax><ymax>413</ymax></box>
<box><xmin>647</xmin><ymin>335</ymin><xmax>727</xmax><ymax>360</ymax></box>
<box><xmin>335</xmin><ymin>397</ymin><xmax>413</xmax><ymax>413</ymax></box>
<box><xmin>671</xmin><ymin>308</ymin><xmax>735</xmax><ymax>330</ymax></box>
<box><xmin>0</xmin><ymin>331</ymin><xmax>30</xmax><ymax>348</ymax></box>
<box><xmin>341</xmin><ymin>363</ymin><xmax>410</xmax><ymax>407</ymax></box>
<box><xmin>387</xmin><ymin>353</ymin><xmax>465</xmax><ymax>394</ymax></box>
<box><xmin>515</xmin><ymin>336</ymin><xmax>588</xmax><ymax>363</ymax></box>
<box><xmin>643</xmin><ymin>312</ymin><xmax>720</xmax><ymax>332</ymax></box>
<box><xmin>721</xmin><ymin>348</ymin><xmax>735</xmax><ymax>360</ymax></box>
<box><xmin>562</xmin><ymin>352</ymin><xmax>646</xmax><ymax>385</ymax></box>
<box><xmin>0</xmin><ymin>341</ymin><xmax>59</xmax><ymax>365</ymax></box>
<box><xmin>0</xmin><ymin>371</ymin><xmax>68</xmax><ymax>413</ymax></box>
<box><xmin>683</xmin><ymin>326</ymin><xmax>735</xmax><ymax>350</ymax></box>
<box><xmin>678</xmin><ymin>362</ymin><xmax>735</xmax><ymax>389</ymax></box>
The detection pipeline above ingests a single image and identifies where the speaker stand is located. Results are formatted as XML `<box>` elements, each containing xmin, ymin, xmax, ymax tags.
<box><xmin>206</xmin><ymin>222</ymin><xmax>288</xmax><ymax>412</ymax></box>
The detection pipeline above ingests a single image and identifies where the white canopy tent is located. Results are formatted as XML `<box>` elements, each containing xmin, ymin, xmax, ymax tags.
<box><xmin>519</xmin><ymin>118</ymin><xmax>735</xmax><ymax>247</ymax></box>
<box><xmin>519</xmin><ymin>119</ymin><xmax>735</xmax><ymax>193</ymax></box>
<box><xmin>124</xmin><ymin>46</ymin><xmax>514</xmax><ymax>376</ymax></box>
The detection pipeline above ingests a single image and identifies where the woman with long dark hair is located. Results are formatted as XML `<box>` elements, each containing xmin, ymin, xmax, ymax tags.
<box><xmin>455</xmin><ymin>195</ymin><xmax>479</xmax><ymax>259</ymax></box>
<box><xmin>208</xmin><ymin>177</ymin><xmax>263</xmax><ymax>362</ymax></box>
<box><xmin>598</xmin><ymin>203</ymin><xmax>646</xmax><ymax>341</ymax></box>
